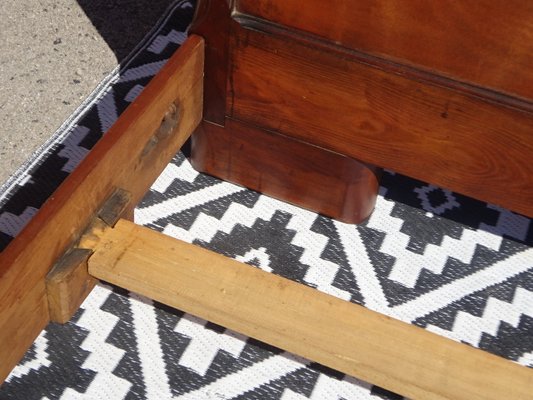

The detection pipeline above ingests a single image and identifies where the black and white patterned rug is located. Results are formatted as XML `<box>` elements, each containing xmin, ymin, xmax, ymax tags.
<box><xmin>1</xmin><ymin>1</ymin><xmax>532</xmax><ymax>398</ymax></box>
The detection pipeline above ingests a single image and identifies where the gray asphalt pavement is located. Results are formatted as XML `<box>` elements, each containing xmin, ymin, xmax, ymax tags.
<box><xmin>0</xmin><ymin>0</ymin><xmax>174</xmax><ymax>186</ymax></box>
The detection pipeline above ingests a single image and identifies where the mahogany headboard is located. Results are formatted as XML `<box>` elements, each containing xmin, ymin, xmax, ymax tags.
<box><xmin>190</xmin><ymin>0</ymin><xmax>533</xmax><ymax>222</ymax></box>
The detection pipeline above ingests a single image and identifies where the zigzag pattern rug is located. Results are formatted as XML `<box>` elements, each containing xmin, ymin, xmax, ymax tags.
<box><xmin>1</xmin><ymin>1</ymin><xmax>532</xmax><ymax>399</ymax></box>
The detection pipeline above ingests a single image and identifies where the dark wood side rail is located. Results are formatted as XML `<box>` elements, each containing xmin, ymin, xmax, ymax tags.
<box><xmin>190</xmin><ymin>0</ymin><xmax>533</xmax><ymax>219</ymax></box>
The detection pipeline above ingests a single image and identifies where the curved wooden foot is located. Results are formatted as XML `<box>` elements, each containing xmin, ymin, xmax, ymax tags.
<box><xmin>191</xmin><ymin>120</ymin><xmax>381</xmax><ymax>224</ymax></box>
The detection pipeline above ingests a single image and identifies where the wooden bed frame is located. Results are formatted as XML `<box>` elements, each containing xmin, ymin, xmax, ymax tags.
<box><xmin>1</xmin><ymin>1</ymin><xmax>532</xmax><ymax>398</ymax></box>
<box><xmin>191</xmin><ymin>0</ymin><xmax>533</xmax><ymax>223</ymax></box>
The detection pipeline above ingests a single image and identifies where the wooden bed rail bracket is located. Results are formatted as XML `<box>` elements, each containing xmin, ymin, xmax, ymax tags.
<box><xmin>45</xmin><ymin>188</ymin><xmax>132</xmax><ymax>323</ymax></box>
<box><xmin>42</xmin><ymin>88</ymin><xmax>178</xmax><ymax>325</ymax></box>
<box><xmin>45</xmin><ymin>248</ymin><xmax>94</xmax><ymax>324</ymax></box>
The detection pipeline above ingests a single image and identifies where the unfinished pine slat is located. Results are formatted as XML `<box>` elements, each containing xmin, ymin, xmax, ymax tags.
<box><xmin>89</xmin><ymin>219</ymin><xmax>533</xmax><ymax>400</ymax></box>
<box><xmin>0</xmin><ymin>36</ymin><xmax>204</xmax><ymax>383</ymax></box>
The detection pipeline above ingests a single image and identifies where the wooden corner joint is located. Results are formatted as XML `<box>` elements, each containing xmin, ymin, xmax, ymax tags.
<box><xmin>44</xmin><ymin>96</ymin><xmax>179</xmax><ymax>324</ymax></box>
<box><xmin>0</xmin><ymin>36</ymin><xmax>204</xmax><ymax>383</ymax></box>
<box><xmin>45</xmin><ymin>188</ymin><xmax>132</xmax><ymax>324</ymax></box>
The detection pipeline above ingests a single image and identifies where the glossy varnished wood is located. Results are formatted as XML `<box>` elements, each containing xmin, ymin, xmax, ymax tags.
<box><xmin>190</xmin><ymin>0</ymin><xmax>231</xmax><ymax>124</ymax></box>
<box><xmin>190</xmin><ymin>0</ymin><xmax>382</xmax><ymax>222</ymax></box>
<box><xmin>0</xmin><ymin>36</ymin><xmax>204</xmax><ymax>383</ymax></box>
<box><xmin>192</xmin><ymin>120</ymin><xmax>380</xmax><ymax>223</ymax></box>
<box><xmin>235</xmin><ymin>0</ymin><xmax>533</xmax><ymax>102</ymax></box>
<box><xmin>228</xmin><ymin>28</ymin><xmax>533</xmax><ymax>217</ymax></box>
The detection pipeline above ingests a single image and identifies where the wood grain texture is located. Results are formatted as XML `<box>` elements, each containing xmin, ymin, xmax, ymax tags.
<box><xmin>97</xmin><ymin>188</ymin><xmax>133</xmax><ymax>227</ymax></box>
<box><xmin>89</xmin><ymin>219</ymin><xmax>533</xmax><ymax>400</ymax></box>
<box><xmin>228</xmin><ymin>28</ymin><xmax>533</xmax><ymax>217</ymax></box>
<box><xmin>190</xmin><ymin>0</ymin><xmax>231</xmax><ymax>124</ymax></box>
<box><xmin>235</xmin><ymin>0</ymin><xmax>533</xmax><ymax>102</ymax></box>
<box><xmin>191</xmin><ymin>119</ymin><xmax>381</xmax><ymax>223</ymax></box>
<box><xmin>45</xmin><ymin>249</ymin><xmax>95</xmax><ymax>324</ymax></box>
<box><xmin>0</xmin><ymin>281</ymin><xmax>48</xmax><ymax>384</ymax></box>
<box><xmin>45</xmin><ymin>188</ymin><xmax>133</xmax><ymax>324</ymax></box>
<box><xmin>0</xmin><ymin>36</ymin><xmax>204</xmax><ymax>383</ymax></box>
<box><xmin>190</xmin><ymin>0</ymin><xmax>383</xmax><ymax>222</ymax></box>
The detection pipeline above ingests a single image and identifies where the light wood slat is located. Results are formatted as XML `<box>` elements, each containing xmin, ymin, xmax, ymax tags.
<box><xmin>0</xmin><ymin>36</ymin><xmax>204</xmax><ymax>383</ymax></box>
<box><xmin>89</xmin><ymin>219</ymin><xmax>533</xmax><ymax>400</ymax></box>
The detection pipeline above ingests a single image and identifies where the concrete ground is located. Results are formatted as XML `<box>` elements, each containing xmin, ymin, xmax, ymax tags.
<box><xmin>0</xmin><ymin>0</ymin><xmax>174</xmax><ymax>187</ymax></box>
